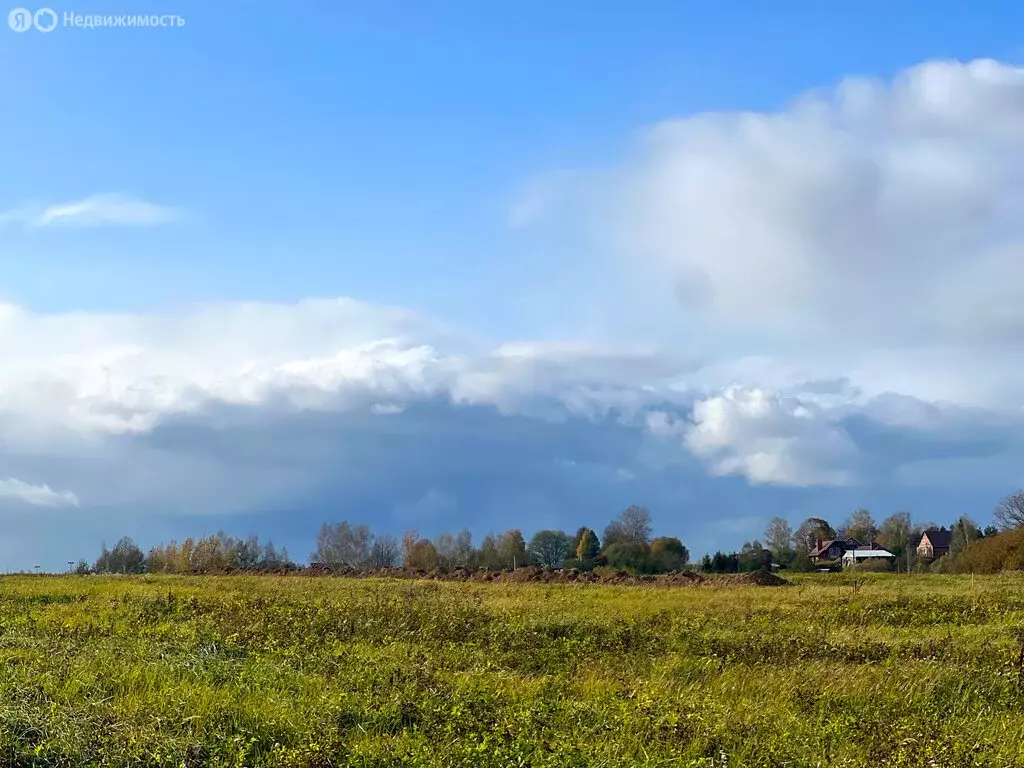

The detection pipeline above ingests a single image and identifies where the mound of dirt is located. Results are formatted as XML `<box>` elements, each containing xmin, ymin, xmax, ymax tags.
<box><xmin>660</xmin><ymin>571</ymin><xmax>705</xmax><ymax>586</ymax></box>
<box><xmin>244</xmin><ymin>563</ymin><xmax>717</xmax><ymax>588</ymax></box>
<box><xmin>496</xmin><ymin>565</ymin><xmax>548</xmax><ymax>583</ymax></box>
<box><xmin>302</xmin><ymin>564</ymin><xmax>352</xmax><ymax>576</ymax></box>
<box><xmin>595</xmin><ymin>570</ymin><xmax>635</xmax><ymax>585</ymax></box>
<box><xmin>555</xmin><ymin>568</ymin><xmax>597</xmax><ymax>583</ymax></box>
<box><xmin>717</xmin><ymin>570</ymin><xmax>790</xmax><ymax>587</ymax></box>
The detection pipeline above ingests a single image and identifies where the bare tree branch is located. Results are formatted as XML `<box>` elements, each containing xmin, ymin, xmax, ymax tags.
<box><xmin>994</xmin><ymin>490</ymin><xmax>1024</xmax><ymax>531</ymax></box>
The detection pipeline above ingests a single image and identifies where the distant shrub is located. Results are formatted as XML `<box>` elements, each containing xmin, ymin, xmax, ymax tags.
<box><xmin>851</xmin><ymin>558</ymin><xmax>892</xmax><ymax>573</ymax></box>
<box><xmin>788</xmin><ymin>552</ymin><xmax>815</xmax><ymax>572</ymax></box>
<box><xmin>603</xmin><ymin>542</ymin><xmax>655</xmax><ymax>573</ymax></box>
<box><xmin>956</xmin><ymin>528</ymin><xmax>1024</xmax><ymax>573</ymax></box>
<box><xmin>929</xmin><ymin>554</ymin><xmax>960</xmax><ymax>574</ymax></box>
<box><xmin>405</xmin><ymin>539</ymin><xmax>440</xmax><ymax>571</ymax></box>
<box><xmin>708</xmin><ymin>551</ymin><xmax>741</xmax><ymax>573</ymax></box>
<box><xmin>650</xmin><ymin>537</ymin><xmax>689</xmax><ymax>570</ymax></box>
<box><xmin>574</xmin><ymin>528</ymin><xmax>601</xmax><ymax>561</ymax></box>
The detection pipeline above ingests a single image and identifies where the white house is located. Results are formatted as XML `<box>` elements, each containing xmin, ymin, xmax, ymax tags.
<box><xmin>841</xmin><ymin>548</ymin><xmax>894</xmax><ymax>568</ymax></box>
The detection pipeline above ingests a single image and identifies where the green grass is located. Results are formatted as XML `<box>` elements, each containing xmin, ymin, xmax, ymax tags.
<box><xmin>0</xmin><ymin>573</ymin><xmax>1023</xmax><ymax>767</ymax></box>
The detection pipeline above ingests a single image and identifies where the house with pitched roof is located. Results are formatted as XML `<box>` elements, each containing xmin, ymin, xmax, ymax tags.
<box><xmin>842</xmin><ymin>547</ymin><xmax>895</xmax><ymax>568</ymax></box>
<box><xmin>808</xmin><ymin>536</ymin><xmax>864</xmax><ymax>563</ymax></box>
<box><xmin>916</xmin><ymin>528</ymin><xmax>951</xmax><ymax>561</ymax></box>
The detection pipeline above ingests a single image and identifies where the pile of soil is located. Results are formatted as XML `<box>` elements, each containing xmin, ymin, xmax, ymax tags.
<box><xmin>205</xmin><ymin>563</ymin><xmax>786</xmax><ymax>587</ymax></box>
<box><xmin>555</xmin><ymin>568</ymin><xmax>599</xmax><ymax>583</ymax></box>
<box><xmin>596</xmin><ymin>570</ymin><xmax>639</xmax><ymax>586</ymax></box>
<box><xmin>487</xmin><ymin>566</ymin><xmax>600</xmax><ymax>584</ymax></box>
<box><xmin>716</xmin><ymin>570</ymin><xmax>791</xmax><ymax>587</ymax></box>
<box><xmin>659</xmin><ymin>571</ymin><xmax>706</xmax><ymax>586</ymax></box>
<box><xmin>495</xmin><ymin>565</ymin><xmax>547</xmax><ymax>583</ymax></box>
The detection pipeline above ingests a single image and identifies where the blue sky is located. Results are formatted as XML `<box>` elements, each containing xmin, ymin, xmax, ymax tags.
<box><xmin>5</xmin><ymin>0</ymin><xmax>1021</xmax><ymax>320</ymax></box>
<box><xmin>1</xmin><ymin>2</ymin><xmax>1023</xmax><ymax>569</ymax></box>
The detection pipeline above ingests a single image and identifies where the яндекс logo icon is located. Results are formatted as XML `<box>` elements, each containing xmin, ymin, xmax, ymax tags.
<box><xmin>8</xmin><ymin>6</ymin><xmax>58</xmax><ymax>31</ymax></box>
<box><xmin>8</xmin><ymin>7</ymin><xmax>33</xmax><ymax>31</ymax></box>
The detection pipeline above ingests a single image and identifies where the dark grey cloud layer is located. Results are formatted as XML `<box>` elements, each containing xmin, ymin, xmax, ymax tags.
<box><xmin>5</xmin><ymin>388</ymin><xmax>1017</xmax><ymax>571</ymax></box>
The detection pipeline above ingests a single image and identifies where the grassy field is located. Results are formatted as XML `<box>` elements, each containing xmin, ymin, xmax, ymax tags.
<box><xmin>0</xmin><ymin>573</ymin><xmax>1023</xmax><ymax>767</ymax></box>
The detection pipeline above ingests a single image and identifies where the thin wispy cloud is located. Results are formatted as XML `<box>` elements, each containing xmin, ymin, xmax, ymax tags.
<box><xmin>0</xmin><ymin>478</ymin><xmax>79</xmax><ymax>508</ymax></box>
<box><xmin>0</xmin><ymin>193</ymin><xmax>178</xmax><ymax>229</ymax></box>
<box><xmin>506</xmin><ymin>170</ymin><xmax>578</xmax><ymax>229</ymax></box>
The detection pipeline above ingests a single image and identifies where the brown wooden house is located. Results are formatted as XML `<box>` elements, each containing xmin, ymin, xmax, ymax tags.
<box><xmin>808</xmin><ymin>536</ymin><xmax>864</xmax><ymax>563</ymax></box>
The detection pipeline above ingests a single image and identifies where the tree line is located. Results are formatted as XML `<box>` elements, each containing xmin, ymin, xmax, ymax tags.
<box><xmin>78</xmin><ymin>489</ymin><xmax>1024</xmax><ymax>576</ymax></box>
<box><xmin>82</xmin><ymin>505</ymin><xmax>690</xmax><ymax>575</ymax></box>
<box><xmin>81</xmin><ymin>533</ymin><xmax>294</xmax><ymax>575</ymax></box>
<box><xmin>311</xmin><ymin>505</ymin><xmax>689</xmax><ymax>574</ymax></box>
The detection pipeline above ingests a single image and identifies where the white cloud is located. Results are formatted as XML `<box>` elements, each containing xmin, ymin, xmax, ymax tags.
<box><xmin>0</xmin><ymin>478</ymin><xmax>78</xmax><ymax>508</ymax></box>
<box><xmin>0</xmin><ymin>299</ymin><xmax>449</xmax><ymax>436</ymax></box>
<box><xmin>0</xmin><ymin>300</ymin><xmax>697</xmax><ymax>445</ymax></box>
<box><xmin>531</xmin><ymin>59</ymin><xmax>1024</xmax><ymax>351</ymax></box>
<box><xmin>371</xmin><ymin>403</ymin><xmax>406</xmax><ymax>415</ymax></box>
<box><xmin>677</xmin><ymin>387</ymin><xmax>858</xmax><ymax>487</ymax></box>
<box><xmin>0</xmin><ymin>193</ymin><xmax>177</xmax><ymax>229</ymax></box>
<box><xmin>507</xmin><ymin>170</ymin><xmax>579</xmax><ymax>228</ymax></box>
<box><xmin>645</xmin><ymin>410</ymin><xmax>687</xmax><ymax>438</ymax></box>
<box><xmin>450</xmin><ymin>340</ymin><xmax>694</xmax><ymax>421</ymax></box>
<box><xmin>0</xmin><ymin>295</ymin><xmax>1015</xmax><ymax>498</ymax></box>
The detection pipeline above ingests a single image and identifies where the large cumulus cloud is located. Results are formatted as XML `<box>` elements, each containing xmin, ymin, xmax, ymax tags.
<box><xmin>509</xmin><ymin>57</ymin><xmax>1024</xmax><ymax>490</ymax></box>
<box><xmin>596</xmin><ymin>59</ymin><xmax>1024</xmax><ymax>344</ymax></box>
